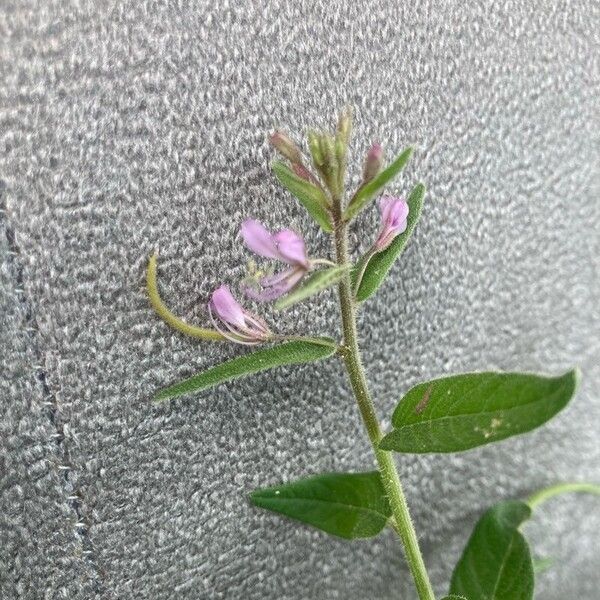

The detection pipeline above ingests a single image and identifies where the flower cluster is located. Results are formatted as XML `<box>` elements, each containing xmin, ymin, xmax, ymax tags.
<box><xmin>206</xmin><ymin>114</ymin><xmax>409</xmax><ymax>344</ymax></box>
<box><xmin>206</xmin><ymin>218</ymin><xmax>313</xmax><ymax>344</ymax></box>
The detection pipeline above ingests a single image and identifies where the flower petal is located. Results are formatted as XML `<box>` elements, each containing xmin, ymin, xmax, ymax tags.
<box><xmin>375</xmin><ymin>197</ymin><xmax>409</xmax><ymax>251</ymax></box>
<box><xmin>273</xmin><ymin>229</ymin><xmax>309</xmax><ymax>267</ymax></box>
<box><xmin>388</xmin><ymin>199</ymin><xmax>409</xmax><ymax>228</ymax></box>
<box><xmin>379</xmin><ymin>196</ymin><xmax>402</xmax><ymax>223</ymax></box>
<box><xmin>210</xmin><ymin>285</ymin><xmax>246</xmax><ymax>328</ymax></box>
<box><xmin>244</xmin><ymin>285</ymin><xmax>286</xmax><ymax>302</ymax></box>
<box><xmin>244</xmin><ymin>267</ymin><xmax>306</xmax><ymax>301</ymax></box>
<box><xmin>241</xmin><ymin>219</ymin><xmax>281</xmax><ymax>260</ymax></box>
<box><xmin>260</xmin><ymin>268</ymin><xmax>296</xmax><ymax>287</ymax></box>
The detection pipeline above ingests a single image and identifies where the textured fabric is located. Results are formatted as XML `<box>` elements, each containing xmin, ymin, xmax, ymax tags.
<box><xmin>1</xmin><ymin>1</ymin><xmax>599</xmax><ymax>599</ymax></box>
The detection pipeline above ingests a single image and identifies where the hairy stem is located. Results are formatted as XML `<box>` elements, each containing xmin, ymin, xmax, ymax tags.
<box><xmin>331</xmin><ymin>204</ymin><xmax>435</xmax><ymax>600</ymax></box>
<box><xmin>527</xmin><ymin>482</ymin><xmax>600</xmax><ymax>510</ymax></box>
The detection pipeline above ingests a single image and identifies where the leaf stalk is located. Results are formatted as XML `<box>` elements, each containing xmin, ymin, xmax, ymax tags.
<box><xmin>526</xmin><ymin>482</ymin><xmax>600</xmax><ymax>510</ymax></box>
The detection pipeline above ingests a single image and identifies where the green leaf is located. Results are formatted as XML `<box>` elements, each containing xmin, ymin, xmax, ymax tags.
<box><xmin>250</xmin><ymin>471</ymin><xmax>391</xmax><ymax>539</ymax></box>
<box><xmin>450</xmin><ymin>501</ymin><xmax>534</xmax><ymax>600</ymax></box>
<box><xmin>275</xmin><ymin>265</ymin><xmax>349</xmax><ymax>310</ymax></box>
<box><xmin>379</xmin><ymin>370</ymin><xmax>578</xmax><ymax>454</ymax></box>
<box><xmin>441</xmin><ymin>596</ymin><xmax>469</xmax><ymax>600</ymax></box>
<box><xmin>344</xmin><ymin>147</ymin><xmax>413</xmax><ymax>221</ymax></box>
<box><xmin>272</xmin><ymin>160</ymin><xmax>333</xmax><ymax>232</ymax></box>
<box><xmin>354</xmin><ymin>182</ymin><xmax>425</xmax><ymax>302</ymax></box>
<box><xmin>154</xmin><ymin>338</ymin><xmax>337</xmax><ymax>402</ymax></box>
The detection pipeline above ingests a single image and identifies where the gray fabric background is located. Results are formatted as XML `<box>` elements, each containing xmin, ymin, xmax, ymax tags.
<box><xmin>1</xmin><ymin>1</ymin><xmax>599</xmax><ymax>598</ymax></box>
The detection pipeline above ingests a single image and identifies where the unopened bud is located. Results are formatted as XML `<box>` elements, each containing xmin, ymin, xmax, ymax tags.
<box><xmin>362</xmin><ymin>143</ymin><xmax>384</xmax><ymax>183</ymax></box>
<box><xmin>321</xmin><ymin>134</ymin><xmax>337</xmax><ymax>171</ymax></box>
<box><xmin>307</xmin><ymin>131</ymin><xmax>324</xmax><ymax>166</ymax></box>
<box><xmin>336</xmin><ymin>108</ymin><xmax>352</xmax><ymax>147</ymax></box>
<box><xmin>269</xmin><ymin>131</ymin><xmax>303</xmax><ymax>164</ymax></box>
<box><xmin>335</xmin><ymin>138</ymin><xmax>346</xmax><ymax>166</ymax></box>
<box><xmin>320</xmin><ymin>134</ymin><xmax>340</xmax><ymax>197</ymax></box>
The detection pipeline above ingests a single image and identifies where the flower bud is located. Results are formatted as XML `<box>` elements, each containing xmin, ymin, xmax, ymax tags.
<box><xmin>269</xmin><ymin>131</ymin><xmax>303</xmax><ymax>164</ymax></box>
<box><xmin>307</xmin><ymin>131</ymin><xmax>324</xmax><ymax>166</ymax></box>
<box><xmin>320</xmin><ymin>134</ymin><xmax>339</xmax><ymax>196</ymax></box>
<box><xmin>362</xmin><ymin>143</ymin><xmax>384</xmax><ymax>184</ymax></box>
<box><xmin>336</xmin><ymin>108</ymin><xmax>352</xmax><ymax>148</ymax></box>
<box><xmin>335</xmin><ymin>138</ymin><xmax>346</xmax><ymax>169</ymax></box>
<box><xmin>320</xmin><ymin>134</ymin><xmax>337</xmax><ymax>171</ymax></box>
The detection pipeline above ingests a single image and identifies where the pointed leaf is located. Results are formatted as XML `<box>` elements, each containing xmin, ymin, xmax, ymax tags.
<box><xmin>441</xmin><ymin>596</ymin><xmax>468</xmax><ymax>600</ymax></box>
<box><xmin>344</xmin><ymin>147</ymin><xmax>413</xmax><ymax>221</ymax></box>
<box><xmin>450</xmin><ymin>501</ymin><xmax>533</xmax><ymax>600</ymax></box>
<box><xmin>272</xmin><ymin>160</ymin><xmax>333</xmax><ymax>232</ymax></box>
<box><xmin>354</xmin><ymin>183</ymin><xmax>425</xmax><ymax>301</ymax></box>
<box><xmin>250</xmin><ymin>471</ymin><xmax>391</xmax><ymax>539</ymax></box>
<box><xmin>379</xmin><ymin>370</ymin><xmax>578</xmax><ymax>454</ymax></box>
<box><xmin>275</xmin><ymin>265</ymin><xmax>349</xmax><ymax>310</ymax></box>
<box><xmin>154</xmin><ymin>338</ymin><xmax>337</xmax><ymax>402</ymax></box>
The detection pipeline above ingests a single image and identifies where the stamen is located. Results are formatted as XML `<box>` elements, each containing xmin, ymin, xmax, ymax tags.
<box><xmin>209</xmin><ymin>299</ymin><xmax>265</xmax><ymax>345</ymax></box>
<box><xmin>242</xmin><ymin>311</ymin><xmax>271</xmax><ymax>337</ymax></box>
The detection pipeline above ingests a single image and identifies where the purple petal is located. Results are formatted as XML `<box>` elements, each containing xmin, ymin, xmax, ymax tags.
<box><xmin>263</xmin><ymin>266</ymin><xmax>305</xmax><ymax>291</ymax></box>
<box><xmin>209</xmin><ymin>285</ymin><xmax>246</xmax><ymax>328</ymax></box>
<box><xmin>280</xmin><ymin>267</ymin><xmax>306</xmax><ymax>290</ymax></box>
<box><xmin>379</xmin><ymin>196</ymin><xmax>407</xmax><ymax>224</ymax></box>
<box><xmin>244</xmin><ymin>284</ymin><xmax>287</xmax><ymax>302</ymax></box>
<box><xmin>260</xmin><ymin>268</ymin><xmax>296</xmax><ymax>288</ymax></box>
<box><xmin>273</xmin><ymin>229</ymin><xmax>309</xmax><ymax>267</ymax></box>
<box><xmin>378</xmin><ymin>196</ymin><xmax>394</xmax><ymax>219</ymax></box>
<box><xmin>388</xmin><ymin>200</ymin><xmax>409</xmax><ymax>227</ymax></box>
<box><xmin>375</xmin><ymin>197</ymin><xmax>409</xmax><ymax>251</ymax></box>
<box><xmin>244</xmin><ymin>267</ymin><xmax>305</xmax><ymax>302</ymax></box>
<box><xmin>241</xmin><ymin>219</ymin><xmax>280</xmax><ymax>260</ymax></box>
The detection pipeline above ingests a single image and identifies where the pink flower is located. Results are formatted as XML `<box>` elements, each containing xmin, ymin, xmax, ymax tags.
<box><xmin>208</xmin><ymin>285</ymin><xmax>271</xmax><ymax>344</ymax></box>
<box><xmin>374</xmin><ymin>197</ymin><xmax>409</xmax><ymax>251</ymax></box>
<box><xmin>241</xmin><ymin>219</ymin><xmax>310</xmax><ymax>301</ymax></box>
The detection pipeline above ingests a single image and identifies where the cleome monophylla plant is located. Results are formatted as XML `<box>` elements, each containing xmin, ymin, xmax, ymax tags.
<box><xmin>147</xmin><ymin>110</ymin><xmax>599</xmax><ymax>600</ymax></box>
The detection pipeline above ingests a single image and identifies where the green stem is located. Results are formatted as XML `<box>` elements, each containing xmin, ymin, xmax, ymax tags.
<box><xmin>527</xmin><ymin>482</ymin><xmax>600</xmax><ymax>510</ymax></box>
<box><xmin>331</xmin><ymin>204</ymin><xmax>435</xmax><ymax>600</ymax></box>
